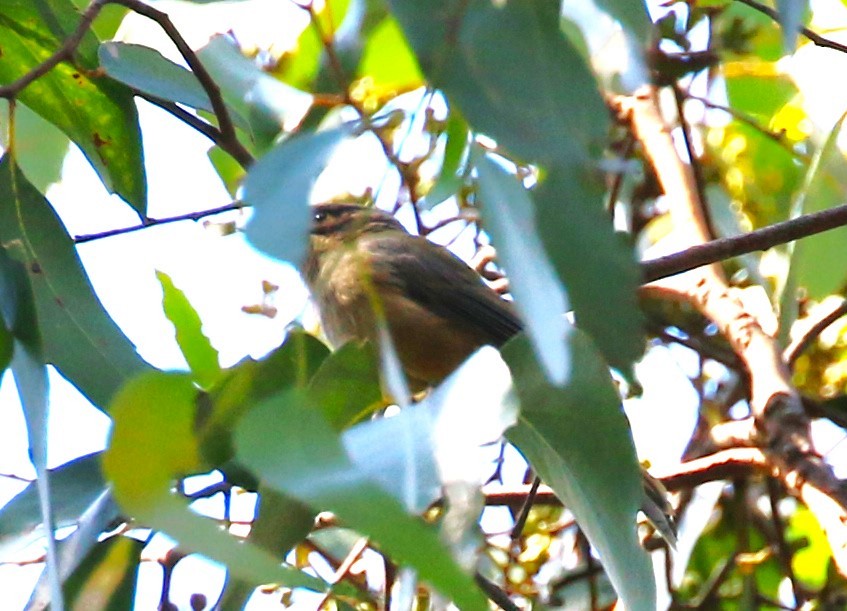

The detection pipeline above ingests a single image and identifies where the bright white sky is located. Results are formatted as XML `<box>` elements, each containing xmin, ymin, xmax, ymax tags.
<box><xmin>3</xmin><ymin>0</ymin><xmax>847</xmax><ymax>609</ymax></box>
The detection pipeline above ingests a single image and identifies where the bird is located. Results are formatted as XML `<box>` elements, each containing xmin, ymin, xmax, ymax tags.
<box><xmin>303</xmin><ymin>201</ymin><xmax>676</xmax><ymax>544</ymax></box>
<box><xmin>304</xmin><ymin>202</ymin><xmax>522</xmax><ymax>390</ymax></box>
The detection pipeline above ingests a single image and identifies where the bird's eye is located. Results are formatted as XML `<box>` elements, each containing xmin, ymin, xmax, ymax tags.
<box><xmin>313</xmin><ymin>210</ymin><xmax>327</xmax><ymax>224</ymax></box>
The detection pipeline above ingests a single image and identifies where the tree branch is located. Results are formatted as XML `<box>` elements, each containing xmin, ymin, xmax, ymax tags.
<box><xmin>73</xmin><ymin>201</ymin><xmax>245</xmax><ymax>243</ymax></box>
<box><xmin>641</xmin><ymin>202</ymin><xmax>847</xmax><ymax>283</ymax></box>
<box><xmin>734</xmin><ymin>0</ymin><xmax>847</xmax><ymax>55</ymax></box>
<box><xmin>653</xmin><ymin>448</ymin><xmax>770</xmax><ymax>491</ymax></box>
<box><xmin>0</xmin><ymin>0</ymin><xmax>107</xmax><ymax>99</ymax></box>
<box><xmin>619</xmin><ymin>85</ymin><xmax>847</xmax><ymax>576</ymax></box>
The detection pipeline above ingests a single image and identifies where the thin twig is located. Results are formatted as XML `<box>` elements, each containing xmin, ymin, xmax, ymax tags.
<box><xmin>766</xmin><ymin>477</ymin><xmax>804</xmax><ymax>606</ymax></box>
<box><xmin>316</xmin><ymin>537</ymin><xmax>370</xmax><ymax>608</ymax></box>
<box><xmin>641</xmin><ymin>201</ymin><xmax>847</xmax><ymax>283</ymax></box>
<box><xmin>111</xmin><ymin>0</ymin><xmax>253</xmax><ymax>168</ymax></box>
<box><xmin>734</xmin><ymin>0</ymin><xmax>847</xmax><ymax>55</ymax></box>
<box><xmin>688</xmin><ymin>94</ymin><xmax>807</xmax><ymax>159</ymax></box>
<box><xmin>481</xmin><ymin>483</ymin><xmax>560</xmax><ymax>507</ymax></box>
<box><xmin>784</xmin><ymin>298</ymin><xmax>847</xmax><ymax>366</ymax></box>
<box><xmin>474</xmin><ymin>573</ymin><xmax>521</xmax><ymax>611</ymax></box>
<box><xmin>648</xmin><ymin>322</ymin><xmax>743</xmax><ymax>369</ymax></box>
<box><xmin>673</xmin><ymin>84</ymin><xmax>716</xmax><ymax>239</ymax></box>
<box><xmin>73</xmin><ymin>201</ymin><xmax>245</xmax><ymax>243</ymax></box>
<box><xmin>510</xmin><ymin>476</ymin><xmax>541</xmax><ymax>541</ymax></box>
<box><xmin>138</xmin><ymin>92</ymin><xmax>222</xmax><ymax>145</ymax></box>
<box><xmin>0</xmin><ymin>1</ymin><xmax>107</xmax><ymax>99</ymax></box>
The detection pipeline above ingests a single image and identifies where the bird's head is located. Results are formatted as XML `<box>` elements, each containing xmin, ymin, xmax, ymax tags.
<box><xmin>309</xmin><ymin>203</ymin><xmax>403</xmax><ymax>252</ymax></box>
<box><xmin>305</xmin><ymin>203</ymin><xmax>404</xmax><ymax>281</ymax></box>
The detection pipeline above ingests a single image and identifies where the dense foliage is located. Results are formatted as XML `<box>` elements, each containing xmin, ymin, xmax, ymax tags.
<box><xmin>3</xmin><ymin>0</ymin><xmax>847</xmax><ymax>609</ymax></box>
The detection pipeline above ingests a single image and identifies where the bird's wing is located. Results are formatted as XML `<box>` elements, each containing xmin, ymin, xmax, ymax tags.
<box><xmin>363</xmin><ymin>232</ymin><xmax>523</xmax><ymax>346</ymax></box>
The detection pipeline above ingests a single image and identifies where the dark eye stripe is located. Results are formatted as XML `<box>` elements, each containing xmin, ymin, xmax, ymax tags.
<box><xmin>310</xmin><ymin>204</ymin><xmax>360</xmax><ymax>236</ymax></box>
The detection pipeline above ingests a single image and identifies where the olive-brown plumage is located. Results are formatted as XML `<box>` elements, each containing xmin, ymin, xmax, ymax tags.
<box><xmin>304</xmin><ymin>203</ymin><xmax>521</xmax><ymax>388</ymax></box>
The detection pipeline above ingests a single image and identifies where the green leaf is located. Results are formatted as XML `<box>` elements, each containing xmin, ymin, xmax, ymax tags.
<box><xmin>503</xmin><ymin>330</ymin><xmax>654</xmax><ymax>611</ymax></box>
<box><xmin>307</xmin><ymin>340</ymin><xmax>382</xmax><ymax>429</ymax></box>
<box><xmin>271</xmin><ymin>19</ymin><xmax>323</xmax><ymax>91</ymax></box>
<box><xmin>196</xmin><ymin>35</ymin><xmax>313</xmax><ymax>149</ymax></box>
<box><xmin>217</xmin><ymin>487</ymin><xmax>316</xmax><ymax>609</ymax></box>
<box><xmin>98</xmin><ymin>42</ymin><xmax>239</xmax><ymax>124</ymax></box>
<box><xmin>200</xmin><ymin>329</ymin><xmax>330</xmax><ymax>465</ymax></box>
<box><xmin>69</xmin><ymin>0</ymin><xmax>128</xmax><ymax>40</ymax></box>
<box><xmin>713</xmin><ymin>120</ymin><xmax>802</xmax><ymax>230</ymax></box>
<box><xmin>476</xmin><ymin>151</ymin><xmax>570</xmax><ymax>385</ymax></box>
<box><xmin>788</xmin><ymin>113</ymin><xmax>847</xmax><ymax>300</ymax></box>
<box><xmin>27</xmin><ymin>489</ymin><xmax>120</xmax><ymax>609</ymax></box>
<box><xmin>270</xmin><ymin>0</ymin><xmax>351</xmax><ymax>91</ymax></box>
<box><xmin>0</xmin><ymin>156</ymin><xmax>152</xmax><ymax>410</ymax></box>
<box><xmin>391</xmin><ymin>0</ymin><xmax>644</xmax><ymax>372</ymax></box>
<box><xmin>357</xmin><ymin>15</ymin><xmax>424</xmax><ymax>99</ymax></box>
<box><xmin>243</xmin><ymin>125</ymin><xmax>351</xmax><ymax>266</ymax></box>
<box><xmin>787</xmin><ymin>505</ymin><xmax>831</xmax><ymax>589</ymax></box>
<box><xmin>725</xmin><ymin>71</ymin><xmax>797</xmax><ymax>120</ymax></box>
<box><xmin>0</xmin><ymin>452</ymin><xmax>105</xmax><ymax>557</ymax></box>
<box><xmin>592</xmin><ymin>0</ymin><xmax>650</xmax><ymax>42</ymax></box>
<box><xmin>103</xmin><ymin>371</ymin><xmax>330</xmax><ymax>593</ymax></box>
<box><xmin>0</xmin><ymin>243</ymin><xmax>61</xmax><ymax>607</ymax></box>
<box><xmin>0</xmin><ymin>102</ymin><xmax>69</xmax><ymax>193</ymax></box>
<box><xmin>0</xmin><ymin>318</ymin><xmax>11</xmax><ymax>372</ymax></box>
<box><xmin>207</xmin><ymin>145</ymin><xmax>245</xmax><ymax>198</ymax></box>
<box><xmin>234</xmin><ymin>389</ymin><xmax>490</xmax><ymax>610</ymax></box>
<box><xmin>62</xmin><ymin>536</ymin><xmax>143</xmax><ymax>611</ymax></box>
<box><xmin>0</xmin><ymin>0</ymin><xmax>146</xmax><ymax>212</ymax></box>
<box><xmin>423</xmin><ymin>110</ymin><xmax>468</xmax><ymax>208</ymax></box>
<box><xmin>156</xmin><ymin>270</ymin><xmax>221</xmax><ymax>390</ymax></box>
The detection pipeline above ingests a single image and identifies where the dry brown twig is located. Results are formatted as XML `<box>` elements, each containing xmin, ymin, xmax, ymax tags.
<box><xmin>616</xmin><ymin>85</ymin><xmax>847</xmax><ymax>575</ymax></box>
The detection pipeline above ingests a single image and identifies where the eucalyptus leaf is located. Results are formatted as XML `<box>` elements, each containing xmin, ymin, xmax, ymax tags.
<box><xmin>591</xmin><ymin>0</ymin><xmax>651</xmax><ymax>42</ymax></box>
<box><xmin>60</xmin><ymin>536</ymin><xmax>143</xmax><ymax>611</ymax></box>
<box><xmin>98</xmin><ymin>42</ymin><xmax>251</xmax><ymax>131</ymax></box>
<box><xmin>357</xmin><ymin>15</ymin><xmax>425</xmax><ymax>99</ymax></box>
<box><xmin>775</xmin><ymin>0</ymin><xmax>807</xmax><ymax>52</ymax></box>
<box><xmin>0</xmin><ymin>453</ymin><xmax>105</xmax><ymax>558</ymax></box>
<box><xmin>503</xmin><ymin>330</ymin><xmax>654</xmax><ymax>611</ymax></box>
<box><xmin>787</xmin><ymin>113</ymin><xmax>847</xmax><ymax>301</ymax></box>
<box><xmin>0</xmin><ymin>244</ymin><xmax>61</xmax><ymax>607</ymax></box>
<box><xmin>476</xmin><ymin>151</ymin><xmax>570</xmax><ymax>385</ymax></box>
<box><xmin>103</xmin><ymin>371</ymin><xmax>330</xmax><ymax>593</ymax></box>
<box><xmin>307</xmin><ymin>340</ymin><xmax>382</xmax><ymax>429</ymax></box>
<box><xmin>0</xmin><ymin>103</ymin><xmax>69</xmax><ymax>193</ymax></box>
<box><xmin>156</xmin><ymin>270</ymin><xmax>221</xmax><ymax>390</ymax></box>
<box><xmin>199</xmin><ymin>329</ymin><xmax>330</xmax><ymax>466</ymax></box>
<box><xmin>423</xmin><ymin>110</ymin><xmax>468</xmax><ymax>208</ymax></box>
<box><xmin>196</xmin><ymin>35</ymin><xmax>313</xmax><ymax>148</ymax></box>
<box><xmin>234</xmin><ymin>388</ymin><xmax>490</xmax><ymax>610</ymax></box>
<box><xmin>243</xmin><ymin>125</ymin><xmax>351</xmax><ymax>266</ymax></box>
<box><xmin>0</xmin><ymin>157</ymin><xmax>152</xmax><ymax>411</ymax></box>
